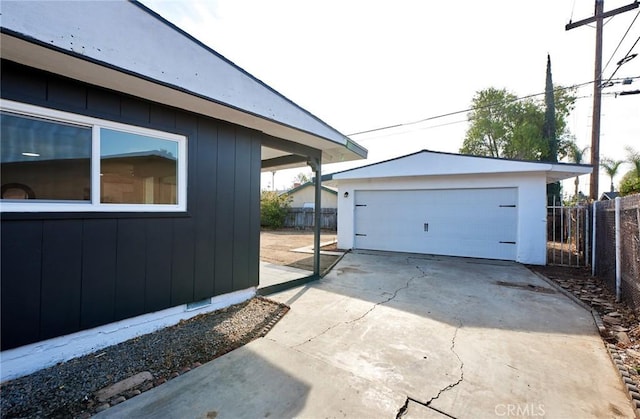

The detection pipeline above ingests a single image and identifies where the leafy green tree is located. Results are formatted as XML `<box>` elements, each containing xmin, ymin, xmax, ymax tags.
<box><xmin>620</xmin><ymin>172</ymin><xmax>640</xmax><ymax>196</ymax></box>
<box><xmin>460</xmin><ymin>87</ymin><xmax>576</xmax><ymax>161</ymax></box>
<box><xmin>260</xmin><ymin>191</ymin><xmax>291</xmax><ymax>229</ymax></box>
<box><xmin>600</xmin><ymin>157</ymin><xmax>624</xmax><ymax>193</ymax></box>
<box><xmin>620</xmin><ymin>146</ymin><xmax>640</xmax><ymax>196</ymax></box>
<box><xmin>460</xmin><ymin>88</ymin><xmax>518</xmax><ymax>158</ymax></box>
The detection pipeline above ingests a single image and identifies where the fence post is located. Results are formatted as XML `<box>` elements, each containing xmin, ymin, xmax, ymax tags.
<box><xmin>592</xmin><ymin>201</ymin><xmax>597</xmax><ymax>277</ymax></box>
<box><xmin>585</xmin><ymin>205</ymin><xmax>589</xmax><ymax>267</ymax></box>
<box><xmin>560</xmin><ymin>199</ymin><xmax>564</xmax><ymax>265</ymax></box>
<box><xmin>552</xmin><ymin>196</ymin><xmax>557</xmax><ymax>263</ymax></box>
<box><xmin>615</xmin><ymin>197</ymin><xmax>621</xmax><ymax>302</ymax></box>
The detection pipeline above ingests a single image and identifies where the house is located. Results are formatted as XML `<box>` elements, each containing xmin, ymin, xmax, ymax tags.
<box><xmin>284</xmin><ymin>181</ymin><xmax>338</xmax><ymax>208</ymax></box>
<box><xmin>600</xmin><ymin>191</ymin><xmax>620</xmax><ymax>201</ymax></box>
<box><xmin>325</xmin><ymin>150</ymin><xmax>592</xmax><ymax>265</ymax></box>
<box><xmin>0</xmin><ymin>0</ymin><xmax>366</xmax><ymax>380</ymax></box>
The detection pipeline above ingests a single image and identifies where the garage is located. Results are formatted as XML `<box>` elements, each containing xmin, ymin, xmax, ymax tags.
<box><xmin>354</xmin><ymin>188</ymin><xmax>517</xmax><ymax>260</ymax></box>
<box><xmin>326</xmin><ymin>150</ymin><xmax>592</xmax><ymax>265</ymax></box>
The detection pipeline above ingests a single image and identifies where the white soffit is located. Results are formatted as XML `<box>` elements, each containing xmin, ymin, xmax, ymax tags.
<box><xmin>329</xmin><ymin>150</ymin><xmax>593</xmax><ymax>183</ymax></box>
<box><xmin>0</xmin><ymin>1</ymin><xmax>366</xmax><ymax>165</ymax></box>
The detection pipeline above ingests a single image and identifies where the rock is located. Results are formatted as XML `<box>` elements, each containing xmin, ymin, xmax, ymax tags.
<box><xmin>610</xmin><ymin>325</ymin><xmax>629</xmax><ymax>332</ymax></box>
<box><xmin>140</xmin><ymin>382</ymin><xmax>154</xmax><ymax>392</ymax></box>
<box><xmin>617</xmin><ymin>332</ymin><xmax>632</xmax><ymax>346</ymax></box>
<box><xmin>111</xmin><ymin>396</ymin><xmax>126</xmax><ymax>406</ymax></box>
<box><xmin>95</xmin><ymin>371</ymin><xmax>153</xmax><ymax>402</ymax></box>
<box><xmin>95</xmin><ymin>403</ymin><xmax>110</xmax><ymax>413</ymax></box>
<box><xmin>604</xmin><ymin>315</ymin><xmax>622</xmax><ymax>325</ymax></box>
<box><xmin>627</xmin><ymin>349</ymin><xmax>640</xmax><ymax>360</ymax></box>
<box><xmin>608</xmin><ymin>311</ymin><xmax>622</xmax><ymax>317</ymax></box>
<box><xmin>126</xmin><ymin>389</ymin><xmax>141</xmax><ymax>398</ymax></box>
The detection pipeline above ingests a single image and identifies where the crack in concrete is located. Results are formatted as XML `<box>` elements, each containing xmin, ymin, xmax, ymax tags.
<box><xmin>396</xmin><ymin>317</ymin><xmax>463</xmax><ymax>419</ymax></box>
<box><xmin>395</xmin><ymin>397</ymin><xmax>410</xmax><ymax>419</ymax></box>
<box><xmin>410</xmin><ymin>258</ymin><xmax>466</xmax><ymax>404</ymax></box>
<box><xmin>293</xmin><ymin>262</ymin><xmax>426</xmax><ymax>348</ymax></box>
<box><xmin>396</xmin><ymin>397</ymin><xmax>459</xmax><ymax>419</ymax></box>
<box><xmin>425</xmin><ymin>319</ymin><xmax>465</xmax><ymax>407</ymax></box>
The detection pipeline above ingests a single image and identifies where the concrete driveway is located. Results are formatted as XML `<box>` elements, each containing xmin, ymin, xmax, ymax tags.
<box><xmin>98</xmin><ymin>251</ymin><xmax>633</xmax><ymax>418</ymax></box>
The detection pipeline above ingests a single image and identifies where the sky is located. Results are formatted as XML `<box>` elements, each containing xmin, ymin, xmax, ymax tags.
<box><xmin>141</xmin><ymin>0</ymin><xmax>639</xmax><ymax>196</ymax></box>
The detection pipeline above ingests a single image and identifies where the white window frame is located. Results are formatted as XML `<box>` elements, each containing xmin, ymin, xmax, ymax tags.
<box><xmin>0</xmin><ymin>99</ymin><xmax>187</xmax><ymax>212</ymax></box>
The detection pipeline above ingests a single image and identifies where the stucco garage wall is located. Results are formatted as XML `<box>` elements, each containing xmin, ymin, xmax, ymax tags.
<box><xmin>336</xmin><ymin>172</ymin><xmax>547</xmax><ymax>265</ymax></box>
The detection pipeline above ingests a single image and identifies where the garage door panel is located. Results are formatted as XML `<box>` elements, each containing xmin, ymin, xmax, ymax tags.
<box><xmin>354</xmin><ymin>188</ymin><xmax>517</xmax><ymax>260</ymax></box>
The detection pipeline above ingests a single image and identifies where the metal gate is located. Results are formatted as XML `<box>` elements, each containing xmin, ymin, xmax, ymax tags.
<box><xmin>547</xmin><ymin>200</ymin><xmax>590</xmax><ymax>267</ymax></box>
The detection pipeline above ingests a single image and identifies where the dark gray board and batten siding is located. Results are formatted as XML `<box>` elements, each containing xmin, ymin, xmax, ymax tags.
<box><xmin>1</xmin><ymin>61</ymin><xmax>262</xmax><ymax>350</ymax></box>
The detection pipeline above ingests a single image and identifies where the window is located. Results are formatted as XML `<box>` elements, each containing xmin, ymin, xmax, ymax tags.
<box><xmin>0</xmin><ymin>100</ymin><xmax>187</xmax><ymax>212</ymax></box>
<box><xmin>100</xmin><ymin>129</ymin><xmax>178</xmax><ymax>205</ymax></box>
<box><xmin>1</xmin><ymin>113</ymin><xmax>92</xmax><ymax>201</ymax></box>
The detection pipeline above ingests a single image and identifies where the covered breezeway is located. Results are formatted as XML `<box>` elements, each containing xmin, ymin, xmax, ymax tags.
<box><xmin>258</xmin><ymin>135</ymin><xmax>364</xmax><ymax>294</ymax></box>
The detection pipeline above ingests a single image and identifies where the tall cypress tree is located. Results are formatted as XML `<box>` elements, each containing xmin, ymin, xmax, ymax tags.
<box><xmin>543</xmin><ymin>54</ymin><xmax>561</xmax><ymax>205</ymax></box>
<box><xmin>543</xmin><ymin>54</ymin><xmax>557</xmax><ymax>162</ymax></box>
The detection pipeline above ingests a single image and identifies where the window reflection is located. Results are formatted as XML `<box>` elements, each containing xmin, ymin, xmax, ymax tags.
<box><xmin>100</xmin><ymin>129</ymin><xmax>178</xmax><ymax>204</ymax></box>
<box><xmin>0</xmin><ymin>112</ymin><xmax>91</xmax><ymax>201</ymax></box>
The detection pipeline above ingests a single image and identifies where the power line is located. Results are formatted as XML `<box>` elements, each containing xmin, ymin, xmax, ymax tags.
<box><xmin>604</xmin><ymin>35</ymin><xmax>640</xmax><ymax>85</ymax></box>
<box><xmin>353</xmin><ymin>119</ymin><xmax>470</xmax><ymax>142</ymax></box>
<box><xmin>353</xmin><ymin>93</ymin><xmax>614</xmax><ymax>141</ymax></box>
<box><xmin>603</xmin><ymin>10</ymin><xmax>640</xmax><ymax>73</ymax></box>
<box><xmin>347</xmin><ymin>79</ymin><xmax>605</xmax><ymax>137</ymax></box>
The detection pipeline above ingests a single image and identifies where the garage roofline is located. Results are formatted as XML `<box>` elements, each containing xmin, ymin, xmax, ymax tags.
<box><xmin>324</xmin><ymin>149</ymin><xmax>592</xmax><ymax>184</ymax></box>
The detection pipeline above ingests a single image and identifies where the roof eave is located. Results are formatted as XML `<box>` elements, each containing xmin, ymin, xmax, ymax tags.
<box><xmin>0</xmin><ymin>31</ymin><xmax>367</xmax><ymax>165</ymax></box>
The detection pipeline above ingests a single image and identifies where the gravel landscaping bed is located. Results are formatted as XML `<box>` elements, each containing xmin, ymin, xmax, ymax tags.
<box><xmin>1</xmin><ymin>297</ymin><xmax>288</xmax><ymax>418</ymax></box>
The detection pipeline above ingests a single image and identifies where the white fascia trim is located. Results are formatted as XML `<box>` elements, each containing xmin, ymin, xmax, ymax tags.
<box><xmin>0</xmin><ymin>287</ymin><xmax>256</xmax><ymax>383</ymax></box>
<box><xmin>0</xmin><ymin>99</ymin><xmax>188</xmax><ymax>212</ymax></box>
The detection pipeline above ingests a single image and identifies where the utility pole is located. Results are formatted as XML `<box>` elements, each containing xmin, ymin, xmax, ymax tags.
<box><xmin>566</xmin><ymin>0</ymin><xmax>639</xmax><ymax>201</ymax></box>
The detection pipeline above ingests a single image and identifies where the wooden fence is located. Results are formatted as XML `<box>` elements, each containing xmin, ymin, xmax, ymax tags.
<box><xmin>283</xmin><ymin>208</ymin><xmax>337</xmax><ymax>230</ymax></box>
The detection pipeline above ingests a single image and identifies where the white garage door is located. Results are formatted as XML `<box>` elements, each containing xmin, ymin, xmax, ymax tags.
<box><xmin>354</xmin><ymin>188</ymin><xmax>518</xmax><ymax>260</ymax></box>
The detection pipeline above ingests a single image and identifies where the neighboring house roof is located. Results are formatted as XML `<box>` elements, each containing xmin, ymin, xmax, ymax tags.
<box><xmin>0</xmin><ymin>0</ymin><xmax>366</xmax><ymax>167</ymax></box>
<box><xmin>600</xmin><ymin>191</ymin><xmax>620</xmax><ymax>200</ymax></box>
<box><xmin>324</xmin><ymin>150</ymin><xmax>593</xmax><ymax>184</ymax></box>
<box><xmin>282</xmin><ymin>181</ymin><xmax>338</xmax><ymax>196</ymax></box>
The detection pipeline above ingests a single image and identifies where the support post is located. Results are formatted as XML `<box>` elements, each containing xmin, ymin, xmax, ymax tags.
<box><xmin>585</xmin><ymin>204</ymin><xmax>590</xmax><ymax>267</ymax></box>
<box><xmin>592</xmin><ymin>201</ymin><xmax>597</xmax><ymax>276</ymax></box>
<box><xmin>615</xmin><ymin>196</ymin><xmax>621</xmax><ymax>302</ymax></box>
<box><xmin>590</xmin><ymin>0</ymin><xmax>604</xmax><ymax>201</ymax></box>
<box><xmin>309</xmin><ymin>156</ymin><xmax>322</xmax><ymax>277</ymax></box>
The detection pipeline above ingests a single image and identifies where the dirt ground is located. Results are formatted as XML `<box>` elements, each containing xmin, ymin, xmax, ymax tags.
<box><xmin>260</xmin><ymin>229</ymin><xmax>340</xmax><ymax>273</ymax></box>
